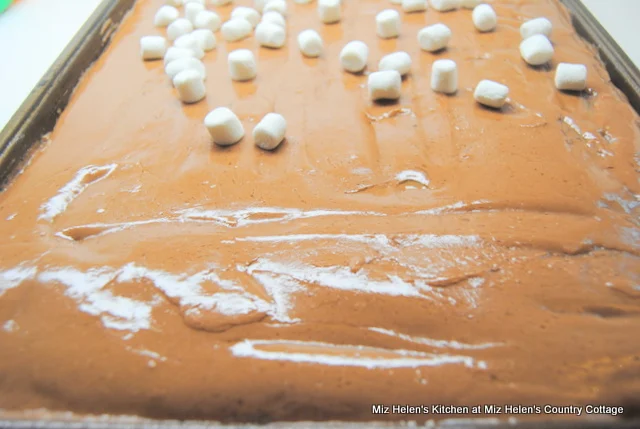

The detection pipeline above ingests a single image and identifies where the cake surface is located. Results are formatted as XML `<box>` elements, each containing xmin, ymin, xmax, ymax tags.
<box><xmin>0</xmin><ymin>0</ymin><xmax>639</xmax><ymax>422</ymax></box>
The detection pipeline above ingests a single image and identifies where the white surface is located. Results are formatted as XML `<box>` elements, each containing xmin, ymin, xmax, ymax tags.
<box><xmin>0</xmin><ymin>0</ymin><xmax>639</xmax><ymax>132</ymax></box>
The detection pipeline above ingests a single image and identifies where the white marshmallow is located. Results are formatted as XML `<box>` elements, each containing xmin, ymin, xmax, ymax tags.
<box><xmin>264</xmin><ymin>0</ymin><xmax>287</xmax><ymax>16</ymax></box>
<box><xmin>185</xmin><ymin>2</ymin><xmax>205</xmax><ymax>24</ymax></box>
<box><xmin>555</xmin><ymin>63</ymin><xmax>587</xmax><ymax>91</ymax></box>
<box><xmin>140</xmin><ymin>36</ymin><xmax>167</xmax><ymax>60</ymax></box>
<box><xmin>174</xmin><ymin>34</ymin><xmax>205</xmax><ymax>58</ymax></box>
<box><xmin>205</xmin><ymin>107</ymin><xmax>245</xmax><ymax>146</ymax></box>
<box><xmin>474</xmin><ymin>79</ymin><xmax>509</xmax><ymax>108</ymax></box>
<box><xmin>368</xmin><ymin>70</ymin><xmax>402</xmax><ymax>101</ymax></box>
<box><xmin>256</xmin><ymin>22</ymin><xmax>286</xmax><ymax>48</ymax></box>
<box><xmin>430</xmin><ymin>0</ymin><xmax>459</xmax><ymax>12</ymax></box>
<box><xmin>164</xmin><ymin>46</ymin><xmax>197</xmax><ymax>65</ymax></box>
<box><xmin>173</xmin><ymin>69</ymin><xmax>207</xmax><ymax>103</ymax></box>
<box><xmin>297</xmin><ymin>29</ymin><xmax>323</xmax><ymax>57</ymax></box>
<box><xmin>192</xmin><ymin>29</ymin><xmax>217</xmax><ymax>51</ymax></box>
<box><xmin>254</xmin><ymin>0</ymin><xmax>268</xmax><ymax>12</ymax></box>
<box><xmin>318</xmin><ymin>0</ymin><xmax>341</xmax><ymax>24</ymax></box>
<box><xmin>211</xmin><ymin>0</ymin><xmax>233</xmax><ymax>5</ymax></box>
<box><xmin>167</xmin><ymin>18</ymin><xmax>194</xmax><ymax>41</ymax></box>
<box><xmin>194</xmin><ymin>11</ymin><xmax>221</xmax><ymax>32</ymax></box>
<box><xmin>472</xmin><ymin>4</ymin><xmax>496</xmax><ymax>32</ymax></box>
<box><xmin>378</xmin><ymin>51</ymin><xmax>411</xmax><ymax>76</ymax></box>
<box><xmin>253</xmin><ymin>113</ymin><xmax>287</xmax><ymax>150</ymax></box>
<box><xmin>231</xmin><ymin>6</ymin><xmax>261</xmax><ymax>28</ymax></box>
<box><xmin>184</xmin><ymin>0</ymin><xmax>205</xmax><ymax>4</ymax></box>
<box><xmin>519</xmin><ymin>34</ymin><xmax>553</xmax><ymax>66</ymax></box>
<box><xmin>166</xmin><ymin>0</ymin><xmax>183</xmax><ymax>6</ymax></box>
<box><xmin>460</xmin><ymin>0</ymin><xmax>480</xmax><ymax>8</ymax></box>
<box><xmin>376</xmin><ymin>9</ymin><xmax>401</xmax><ymax>39</ymax></box>
<box><xmin>402</xmin><ymin>0</ymin><xmax>427</xmax><ymax>13</ymax></box>
<box><xmin>431</xmin><ymin>59</ymin><xmax>457</xmax><ymax>94</ymax></box>
<box><xmin>221</xmin><ymin>18</ymin><xmax>253</xmax><ymax>42</ymax></box>
<box><xmin>520</xmin><ymin>17</ymin><xmax>552</xmax><ymax>39</ymax></box>
<box><xmin>417</xmin><ymin>23</ymin><xmax>451</xmax><ymax>52</ymax></box>
<box><xmin>228</xmin><ymin>49</ymin><xmax>257</xmax><ymax>81</ymax></box>
<box><xmin>165</xmin><ymin>57</ymin><xmax>206</xmax><ymax>81</ymax></box>
<box><xmin>294</xmin><ymin>0</ymin><xmax>313</xmax><ymax>3</ymax></box>
<box><xmin>154</xmin><ymin>6</ymin><xmax>180</xmax><ymax>27</ymax></box>
<box><xmin>340</xmin><ymin>40</ymin><xmax>368</xmax><ymax>73</ymax></box>
<box><xmin>262</xmin><ymin>11</ymin><xmax>286</xmax><ymax>27</ymax></box>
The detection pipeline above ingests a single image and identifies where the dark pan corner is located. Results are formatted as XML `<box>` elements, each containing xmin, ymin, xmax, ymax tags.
<box><xmin>0</xmin><ymin>0</ymin><xmax>136</xmax><ymax>190</ymax></box>
<box><xmin>561</xmin><ymin>0</ymin><xmax>640</xmax><ymax>113</ymax></box>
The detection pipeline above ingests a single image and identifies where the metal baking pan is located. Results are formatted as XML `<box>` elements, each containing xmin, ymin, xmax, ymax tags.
<box><xmin>0</xmin><ymin>0</ymin><xmax>639</xmax><ymax>427</ymax></box>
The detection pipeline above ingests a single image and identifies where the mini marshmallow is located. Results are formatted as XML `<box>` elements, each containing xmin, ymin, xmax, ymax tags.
<box><xmin>164</xmin><ymin>46</ymin><xmax>197</xmax><ymax>65</ymax></box>
<box><xmin>264</xmin><ymin>0</ymin><xmax>287</xmax><ymax>16</ymax></box>
<box><xmin>165</xmin><ymin>57</ymin><xmax>206</xmax><ymax>81</ymax></box>
<box><xmin>154</xmin><ymin>6</ymin><xmax>179</xmax><ymax>27</ymax></box>
<box><xmin>340</xmin><ymin>40</ymin><xmax>368</xmax><ymax>73</ymax></box>
<box><xmin>140</xmin><ymin>36</ymin><xmax>167</xmax><ymax>60</ymax></box>
<box><xmin>430</xmin><ymin>0</ymin><xmax>459</xmax><ymax>12</ymax></box>
<box><xmin>298</xmin><ymin>29</ymin><xmax>323</xmax><ymax>57</ymax></box>
<box><xmin>253</xmin><ymin>113</ymin><xmax>287</xmax><ymax>150</ymax></box>
<box><xmin>378</xmin><ymin>51</ymin><xmax>411</xmax><ymax>76</ymax></box>
<box><xmin>192</xmin><ymin>29</ymin><xmax>217</xmax><ymax>51</ymax></box>
<box><xmin>185</xmin><ymin>2</ymin><xmax>205</xmax><ymax>24</ymax></box>
<box><xmin>431</xmin><ymin>59</ymin><xmax>457</xmax><ymax>94</ymax></box>
<box><xmin>228</xmin><ymin>49</ymin><xmax>257</xmax><ymax>81</ymax></box>
<box><xmin>376</xmin><ymin>9</ymin><xmax>401</xmax><ymax>39</ymax></box>
<box><xmin>402</xmin><ymin>0</ymin><xmax>427</xmax><ymax>13</ymax></box>
<box><xmin>184</xmin><ymin>0</ymin><xmax>204</xmax><ymax>4</ymax></box>
<box><xmin>167</xmin><ymin>18</ymin><xmax>194</xmax><ymax>41</ymax></box>
<box><xmin>520</xmin><ymin>17</ymin><xmax>552</xmax><ymax>39</ymax></box>
<box><xmin>174</xmin><ymin>34</ymin><xmax>205</xmax><ymax>58</ymax></box>
<box><xmin>555</xmin><ymin>63</ymin><xmax>587</xmax><ymax>91</ymax></box>
<box><xmin>194</xmin><ymin>11</ymin><xmax>221</xmax><ymax>32</ymax></box>
<box><xmin>472</xmin><ymin>4</ymin><xmax>497</xmax><ymax>32</ymax></box>
<box><xmin>255</xmin><ymin>0</ymin><xmax>268</xmax><ymax>12</ymax></box>
<box><xmin>368</xmin><ymin>70</ymin><xmax>402</xmax><ymax>101</ymax></box>
<box><xmin>166</xmin><ymin>0</ymin><xmax>183</xmax><ymax>6</ymax></box>
<box><xmin>221</xmin><ymin>18</ymin><xmax>253</xmax><ymax>42</ymax></box>
<box><xmin>474</xmin><ymin>79</ymin><xmax>509</xmax><ymax>108</ymax></box>
<box><xmin>460</xmin><ymin>0</ymin><xmax>480</xmax><ymax>8</ymax></box>
<box><xmin>205</xmin><ymin>107</ymin><xmax>245</xmax><ymax>146</ymax></box>
<box><xmin>418</xmin><ymin>23</ymin><xmax>451</xmax><ymax>52</ymax></box>
<box><xmin>256</xmin><ymin>22</ymin><xmax>286</xmax><ymax>48</ymax></box>
<box><xmin>173</xmin><ymin>69</ymin><xmax>206</xmax><ymax>103</ymax></box>
<box><xmin>231</xmin><ymin>6</ymin><xmax>261</xmax><ymax>28</ymax></box>
<box><xmin>262</xmin><ymin>11</ymin><xmax>286</xmax><ymax>27</ymax></box>
<box><xmin>519</xmin><ymin>34</ymin><xmax>553</xmax><ymax>66</ymax></box>
<box><xmin>211</xmin><ymin>0</ymin><xmax>233</xmax><ymax>5</ymax></box>
<box><xmin>318</xmin><ymin>0</ymin><xmax>341</xmax><ymax>24</ymax></box>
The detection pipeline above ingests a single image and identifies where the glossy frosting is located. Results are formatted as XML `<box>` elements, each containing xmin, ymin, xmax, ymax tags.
<box><xmin>1</xmin><ymin>0</ymin><xmax>639</xmax><ymax>422</ymax></box>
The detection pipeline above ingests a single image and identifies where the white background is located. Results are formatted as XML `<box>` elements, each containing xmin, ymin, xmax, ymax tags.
<box><xmin>0</xmin><ymin>0</ymin><xmax>638</xmax><ymax>132</ymax></box>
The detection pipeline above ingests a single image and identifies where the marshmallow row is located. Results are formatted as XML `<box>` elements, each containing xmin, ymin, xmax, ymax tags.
<box><xmin>204</xmin><ymin>108</ymin><xmax>287</xmax><ymax>151</ymax></box>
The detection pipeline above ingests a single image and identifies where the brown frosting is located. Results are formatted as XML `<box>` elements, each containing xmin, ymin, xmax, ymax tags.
<box><xmin>0</xmin><ymin>0</ymin><xmax>639</xmax><ymax>423</ymax></box>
